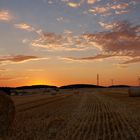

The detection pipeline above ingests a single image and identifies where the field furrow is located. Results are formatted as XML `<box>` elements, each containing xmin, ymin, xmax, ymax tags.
<box><xmin>5</xmin><ymin>89</ymin><xmax>140</xmax><ymax>140</ymax></box>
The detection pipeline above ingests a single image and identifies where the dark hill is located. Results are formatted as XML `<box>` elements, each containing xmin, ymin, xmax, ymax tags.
<box><xmin>60</xmin><ymin>84</ymin><xmax>104</xmax><ymax>89</ymax></box>
<box><xmin>108</xmin><ymin>85</ymin><xmax>130</xmax><ymax>88</ymax></box>
<box><xmin>15</xmin><ymin>85</ymin><xmax>57</xmax><ymax>90</ymax></box>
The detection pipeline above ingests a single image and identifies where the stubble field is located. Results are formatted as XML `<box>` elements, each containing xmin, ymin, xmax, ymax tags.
<box><xmin>5</xmin><ymin>88</ymin><xmax>140</xmax><ymax>140</ymax></box>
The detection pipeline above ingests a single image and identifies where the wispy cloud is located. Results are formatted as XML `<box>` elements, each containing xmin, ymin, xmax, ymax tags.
<box><xmin>0</xmin><ymin>55</ymin><xmax>47</xmax><ymax>64</ymax></box>
<box><xmin>64</xmin><ymin>55</ymin><xmax>132</xmax><ymax>63</ymax></box>
<box><xmin>121</xmin><ymin>57</ymin><xmax>140</xmax><ymax>64</ymax></box>
<box><xmin>0</xmin><ymin>10</ymin><xmax>11</xmax><ymax>21</ymax></box>
<box><xmin>0</xmin><ymin>76</ymin><xmax>17</xmax><ymax>81</ymax></box>
<box><xmin>0</xmin><ymin>68</ymin><xmax>7</xmax><ymax>71</ymax></box>
<box><xmin>14</xmin><ymin>23</ymin><xmax>35</xmax><ymax>31</ymax></box>
<box><xmin>0</xmin><ymin>75</ymin><xmax>29</xmax><ymax>81</ymax></box>
<box><xmin>65</xmin><ymin>54</ymin><xmax>116</xmax><ymax>61</ymax></box>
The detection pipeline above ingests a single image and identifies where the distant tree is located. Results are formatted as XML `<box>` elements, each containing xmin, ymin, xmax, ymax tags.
<box><xmin>0</xmin><ymin>88</ymin><xmax>11</xmax><ymax>95</ymax></box>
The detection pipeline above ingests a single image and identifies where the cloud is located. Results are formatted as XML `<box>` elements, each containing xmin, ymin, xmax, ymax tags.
<box><xmin>64</xmin><ymin>0</ymin><xmax>98</xmax><ymax>8</ymax></box>
<box><xmin>66</xmin><ymin>54</ymin><xmax>116</xmax><ymax>61</ymax></box>
<box><xmin>121</xmin><ymin>57</ymin><xmax>140</xmax><ymax>64</ymax></box>
<box><xmin>99</xmin><ymin>22</ymin><xmax>118</xmax><ymax>30</ymax></box>
<box><xmin>0</xmin><ymin>75</ymin><xmax>29</xmax><ymax>81</ymax></box>
<box><xmin>0</xmin><ymin>55</ymin><xmax>46</xmax><ymax>64</ymax></box>
<box><xmin>31</xmin><ymin>20</ymin><xmax>140</xmax><ymax>63</ymax></box>
<box><xmin>14</xmin><ymin>23</ymin><xmax>35</xmax><ymax>31</ymax></box>
<box><xmin>0</xmin><ymin>77</ymin><xmax>17</xmax><ymax>81</ymax></box>
<box><xmin>60</xmin><ymin>0</ymin><xmax>140</xmax><ymax>21</ymax></box>
<box><xmin>28</xmin><ymin>19</ymin><xmax>140</xmax><ymax>65</ymax></box>
<box><xmin>27</xmin><ymin>69</ymin><xmax>45</xmax><ymax>72</ymax></box>
<box><xmin>89</xmin><ymin>7</ymin><xmax>110</xmax><ymax>16</ymax></box>
<box><xmin>87</xmin><ymin>0</ymin><xmax>97</xmax><ymax>4</ymax></box>
<box><xmin>56</xmin><ymin>17</ymin><xmax>64</xmax><ymax>21</ymax></box>
<box><xmin>0</xmin><ymin>68</ymin><xmax>7</xmax><ymax>71</ymax></box>
<box><xmin>31</xmin><ymin>30</ymin><xmax>92</xmax><ymax>51</ymax></box>
<box><xmin>0</xmin><ymin>10</ymin><xmax>11</xmax><ymax>21</ymax></box>
<box><xmin>88</xmin><ymin>1</ymin><xmax>136</xmax><ymax>16</ymax></box>
<box><xmin>64</xmin><ymin>21</ymin><xmax>140</xmax><ymax>65</ymax></box>
<box><xmin>65</xmin><ymin>0</ymin><xmax>98</xmax><ymax>8</ymax></box>
<box><xmin>56</xmin><ymin>17</ymin><xmax>70</xmax><ymax>23</ymax></box>
<box><xmin>115</xmin><ymin>10</ymin><xmax>129</xmax><ymax>15</ymax></box>
<box><xmin>82</xmin><ymin>21</ymin><xmax>140</xmax><ymax>54</ymax></box>
<box><xmin>64</xmin><ymin>55</ymin><xmax>132</xmax><ymax>64</ymax></box>
<box><xmin>61</xmin><ymin>0</ymin><xmax>139</xmax><ymax>17</ymax></box>
<box><xmin>67</xmin><ymin>2</ymin><xmax>81</xmax><ymax>8</ymax></box>
<box><xmin>66</xmin><ymin>0</ymin><xmax>85</xmax><ymax>8</ymax></box>
<box><xmin>111</xmin><ymin>3</ymin><xmax>129</xmax><ymax>10</ymax></box>
<box><xmin>22</xmin><ymin>39</ymin><xmax>30</xmax><ymax>44</ymax></box>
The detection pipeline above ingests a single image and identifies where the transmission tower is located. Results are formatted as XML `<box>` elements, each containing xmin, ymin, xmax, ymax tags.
<box><xmin>138</xmin><ymin>77</ymin><xmax>140</xmax><ymax>86</ymax></box>
<box><xmin>97</xmin><ymin>74</ymin><xmax>99</xmax><ymax>86</ymax></box>
<box><xmin>111</xmin><ymin>79</ymin><xmax>114</xmax><ymax>86</ymax></box>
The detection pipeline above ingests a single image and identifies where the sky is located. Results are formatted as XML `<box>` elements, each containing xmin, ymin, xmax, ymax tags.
<box><xmin>0</xmin><ymin>0</ymin><xmax>140</xmax><ymax>87</ymax></box>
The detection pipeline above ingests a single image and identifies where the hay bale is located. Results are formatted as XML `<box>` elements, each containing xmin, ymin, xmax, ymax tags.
<box><xmin>74</xmin><ymin>91</ymin><xmax>79</xmax><ymax>94</ymax></box>
<box><xmin>51</xmin><ymin>92</ymin><xmax>57</xmax><ymax>95</ymax></box>
<box><xmin>0</xmin><ymin>91</ymin><xmax>15</xmax><ymax>137</ymax></box>
<box><xmin>129</xmin><ymin>87</ymin><xmax>140</xmax><ymax>97</ymax></box>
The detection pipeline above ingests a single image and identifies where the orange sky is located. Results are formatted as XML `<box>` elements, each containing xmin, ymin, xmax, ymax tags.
<box><xmin>0</xmin><ymin>59</ymin><xmax>139</xmax><ymax>87</ymax></box>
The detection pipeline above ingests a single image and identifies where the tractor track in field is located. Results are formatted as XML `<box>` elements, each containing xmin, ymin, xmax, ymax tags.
<box><xmin>16</xmin><ymin>94</ymin><xmax>65</xmax><ymax>107</ymax></box>
<box><xmin>16</xmin><ymin>94</ymin><xmax>72</xmax><ymax>113</ymax></box>
<box><xmin>57</xmin><ymin>92</ymin><xmax>140</xmax><ymax>140</ymax></box>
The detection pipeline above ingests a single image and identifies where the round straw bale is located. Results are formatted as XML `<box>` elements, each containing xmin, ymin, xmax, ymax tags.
<box><xmin>0</xmin><ymin>91</ymin><xmax>15</xmax><ymax>137</ymax></box>
<box><xmin>128</xmin><ymin>87</ymin><xmax>140</xmax><ymax>97</ymax></box>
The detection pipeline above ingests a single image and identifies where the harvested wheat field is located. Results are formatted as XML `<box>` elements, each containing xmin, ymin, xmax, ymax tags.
<box><xmin>5</xmin><ymin>88</ymin><xmax>140</xmax><ymax>140</ymax></box>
